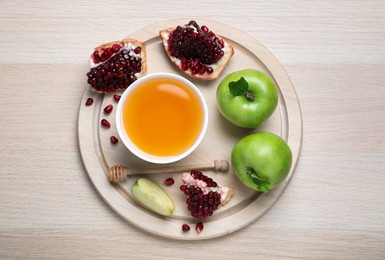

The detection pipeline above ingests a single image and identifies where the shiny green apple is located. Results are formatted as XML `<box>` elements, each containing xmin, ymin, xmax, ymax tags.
<box><xmin>216</xmin><ymin>69</ymin><xmax>278</xmax><ymax>128</ymax></box>
<box><xmin>231</xmin><ymin>131</ymin><xmax>292</xmax><ymax>192</ymax></box>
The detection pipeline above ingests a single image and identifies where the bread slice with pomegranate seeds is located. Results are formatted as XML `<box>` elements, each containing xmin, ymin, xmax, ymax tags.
<box><xmin>86</xmin><ymin>38</ymin><xmax>147</xmax><ymax>93</ymax></box>
<box><xmin>159</xmin><ymin>24</ymin><xmax>234</xmax><ymax>81</ymax></box>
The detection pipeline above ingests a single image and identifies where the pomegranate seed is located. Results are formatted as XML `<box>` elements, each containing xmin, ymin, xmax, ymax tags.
<box><xmin>182</xmin><ymin>224</ymin><xmax>190</xmax><ymax>232</ymax></box>
<box><xmin>134</xmin><ymin>46</ymin><xmax>141</xmax><ymax>54</ymax></box>
<box><xmin>181</xmin><ymin>64</ymin><xmax>188</xmax><ymax>71</ymax></box>
<box><xmin>100</xmin><ymin>53</ymin><xmax>107</xmax><ymax>62</ymax></box>
<box><xmin>113</xmin><ymin>95</ymin><xmax>121</xmax><ymax>102</ymax></box>
<box><xmin>85</xmin><ymin>97</ymin><xmax>93</xmax><ymax>106</ymax></box>
<box><xmin>105</xmin><ymin>48</ymin><xmax>113</xmax><ymax>58</ymax></box>
<box><xmin>196</xmin><ymin>222</ymin><xmax>204</xmax><ymax>233</ymax></box>
<box><xmin>110</xmin><ymin>136</ymin><xmax>118</xmax><ymax>144</ymax></box>
<box><xmin>163</xmin><ymin>178</ymin><xmax>175</xmax><ymax>186</ymax></box>
<box><xmin>92</xmin><ymin>50</ymin><xmax>99</xmax><ymax>57</ymax></box>
<box><xmin>116</xmin><ymin>70</ymin><xmax>124</xmax><ymax>77</ymax></box>
<box><xmin>103</xmin><ymin>104</ymin><xmax>113</xmax><ymax>114</ymax></box>
<box><xmin>206</xmin><ymin>67</ymin><xmax>213</xmax><ymax>74</ymax></box>
<box><xmin>219</xmin><ymin>39</ymin><xmax>224</xmax><ymax>48</ymax></box>
<box><xmin>92</xmin><ymin>51</ymin><xmax>100</xmax><ymax>63</ymax></box>
<box><xmin>112</xmin><ymin>44</ymin><xmax>121</xmax><ymax>53</ymax></box>
<box><xmin>93</xmin><ymin>56</ymin><xmax>100</xmax><ymax>63</ymax></box>
<box><xmin>101</xmin><ymin>119</ymin><xmax>111</xmax><ymax>128</ymax></box>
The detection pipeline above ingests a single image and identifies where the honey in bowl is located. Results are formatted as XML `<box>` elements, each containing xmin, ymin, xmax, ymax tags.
<box><xmin>117</xmin><ymin>73</ymin><xmax>208</xmax><ymax>164</ymax></box>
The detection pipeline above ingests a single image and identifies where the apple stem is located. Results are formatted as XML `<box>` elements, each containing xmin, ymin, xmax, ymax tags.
<box><xmin>245</xmin><ymin>92</ymin><xmax>255</xmax><ymax>101</ymax></box>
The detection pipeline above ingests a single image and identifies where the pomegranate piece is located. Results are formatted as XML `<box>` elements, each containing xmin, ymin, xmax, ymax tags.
<box><xmin>196</xmin><ymin>222</ymin><xmax>204</xmax><ymax>233</ymax></box>
<box><xmin>85</xmin><ymin>97</ymin><xmax>93</xmax><ymax>106</ymax></box>
<box><xmin>163</xmin><ymin>177</ymin><xmax>175</xmax><ymax>186</ymax></box>
<box><xmin>101</xmin><ymin>119</ymin><xmax>111</xmax><ymax>128</ymax></box>
<box><xmin>103</xmin><ymin>104</ymin><xmax>113</xmax><ymax>114</ymax></box>
<box><xmin>86</xmin><ymin>38</ymin><xmax>147</xmax><ymax>93</ymax></box>
<box><xmin>182</xmin><ymin>224</ymin><xmax>190</xmax><ymax>232</ymax></box>
<box><xmin>180</xmin><ymin>170</ymin><xmax>234</xmax><ymax>219</ymax></box>
<box><xmin>110</xmin><ymin>136</ymin><xmax>118</xmax><ymax>144</ymax></box>
<box><xmin>160</xmin><ymin>20</ymin><xmax>234</xmax><ymax>80</ymax></box>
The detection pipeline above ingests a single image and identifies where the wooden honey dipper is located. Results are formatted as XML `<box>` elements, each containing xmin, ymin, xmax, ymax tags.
<box><xmin>107</xmin><ymin>159</ymin><xmax>229</xmax><ymax>183</ymax></box>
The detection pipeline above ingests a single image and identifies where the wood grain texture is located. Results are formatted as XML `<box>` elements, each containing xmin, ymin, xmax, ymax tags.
<box><xmin>1</xmin><ymin>0</ymin><xmax>385</xmax><ymax>258</ymax></box>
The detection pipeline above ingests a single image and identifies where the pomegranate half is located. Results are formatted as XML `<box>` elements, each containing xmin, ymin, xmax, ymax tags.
<box><xmin>86</xmin><ymin>38</ymin><xmax>147</xmax><ymax>93</ymax></box>
<box><xmin>160</xmin><ymin>20</ymin><xmax>234</xmax><ymax>80</ymax></box>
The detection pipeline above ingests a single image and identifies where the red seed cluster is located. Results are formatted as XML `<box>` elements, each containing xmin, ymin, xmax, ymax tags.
<box><xmin>91</xmin><ymin>44</ymin><xmax>122</xmax><ymax>63</ymax></box>
<box><xmin>86</xmin><ymin>46</ymin><xmax>142</xmax><ymax>92</ymax></box>
<box><xmin>167</xmin><ymin>20</ymin><xmax>224</xmax><ymax>75</ymax></box>
<box><xmin>180</xmin><ymin>170</ymin><xmax>221</xmax><ymax>219</ymax></box>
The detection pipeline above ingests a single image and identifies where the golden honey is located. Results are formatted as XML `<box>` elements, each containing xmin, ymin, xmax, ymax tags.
<box><xmin>122</xmin><ymin>77</ymin><xmax>204</xmax><ymax>156</ymax></box>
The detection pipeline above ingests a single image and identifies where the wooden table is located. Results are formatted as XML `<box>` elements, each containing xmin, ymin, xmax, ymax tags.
<box><xmin>1</xmin><ymin>1</ymin><xmax>384</xmax><ymax>259</ymax></box>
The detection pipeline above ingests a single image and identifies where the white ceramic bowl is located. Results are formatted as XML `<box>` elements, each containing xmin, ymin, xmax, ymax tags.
<box><xmin>116</xmin><ymin>73</ymin><xmax>208</xmax><ymax>164</ymax></box>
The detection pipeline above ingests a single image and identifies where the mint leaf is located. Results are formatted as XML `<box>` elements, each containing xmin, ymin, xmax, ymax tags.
<box><xmin>250</xmin><ymin>173</ymin><xmax>271</xmax><ymax>192</ymax></box>
<box><xmin>247</xmin><ymin>167</ymin><xmax>271</xmax><ymax>192</ymax></box>
<box><xmin>229</xmin><ymin>77</ymin><xmax>249</xmax><ymax>97</ymax></box>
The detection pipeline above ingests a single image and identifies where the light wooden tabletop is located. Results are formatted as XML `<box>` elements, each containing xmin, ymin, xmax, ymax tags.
<box><xmin>1</xmin><ymin>1</ymin><xmax>385</xmax><ymax>259</ymax></box>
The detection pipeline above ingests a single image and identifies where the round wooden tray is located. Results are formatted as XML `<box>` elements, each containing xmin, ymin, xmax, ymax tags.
<box><xmin>78</xmin><ymin>19</ymin><xmax>302</xmax><ymax>240</ymax></box>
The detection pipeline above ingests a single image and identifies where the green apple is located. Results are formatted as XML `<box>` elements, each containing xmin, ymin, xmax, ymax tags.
<box><xmin>131</xmin><ymin>178</ymin><xmax>175</xmax><ymax>216</ymax></box>
<box><xmin>231</xmin><ymin>131</ymin><xmax>292</xmax><ymax>192</ymax></box>
<box><xmin>216</xmin><ymin>69</ymin><xmax>278</xmax><ymax>128</ymax></box>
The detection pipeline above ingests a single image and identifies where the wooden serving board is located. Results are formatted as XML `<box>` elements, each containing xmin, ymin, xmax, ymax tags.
<box><xmin>78</xmin><ymin>19</ymin><xmax>302</xmax><ymax>240</ymax></box>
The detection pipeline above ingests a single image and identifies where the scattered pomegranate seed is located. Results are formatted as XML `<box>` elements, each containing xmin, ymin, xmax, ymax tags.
<box><xmin>163</xmin><ymin>178</ymin><xmax>175</xmax><ymax>186</ymax></box>
<box><xmin>110</xmin><ymin>136</ymin><xmax>118</xmax><ymax>144</ymax></box>
<box><xmin>113</xmin><ymin>95</ymin><xmax>121</xmax><ymax>102</ymax></box>
<box><xmin>196</xmin><ymin>222</ymin><xmax>204</xmax><ymax>233</ymax></box>
<box><xmin>85</xmin><ymin>97</ymin><xmax>93</xmax><ymax>106</ymax></box>
<box><xmin>103</xmin><ymin>104</ymin><xmax>113</xmax><ymax>114</ymax></box>
<box><xmin>101</xmin><ymin>119</ymin><xmax>111</xmax><ymax>128</ymax></box>
<box><xmin>182</xmin><ymin>224</ymin><xmax>190</xmax><ymax>232</ymax></box>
